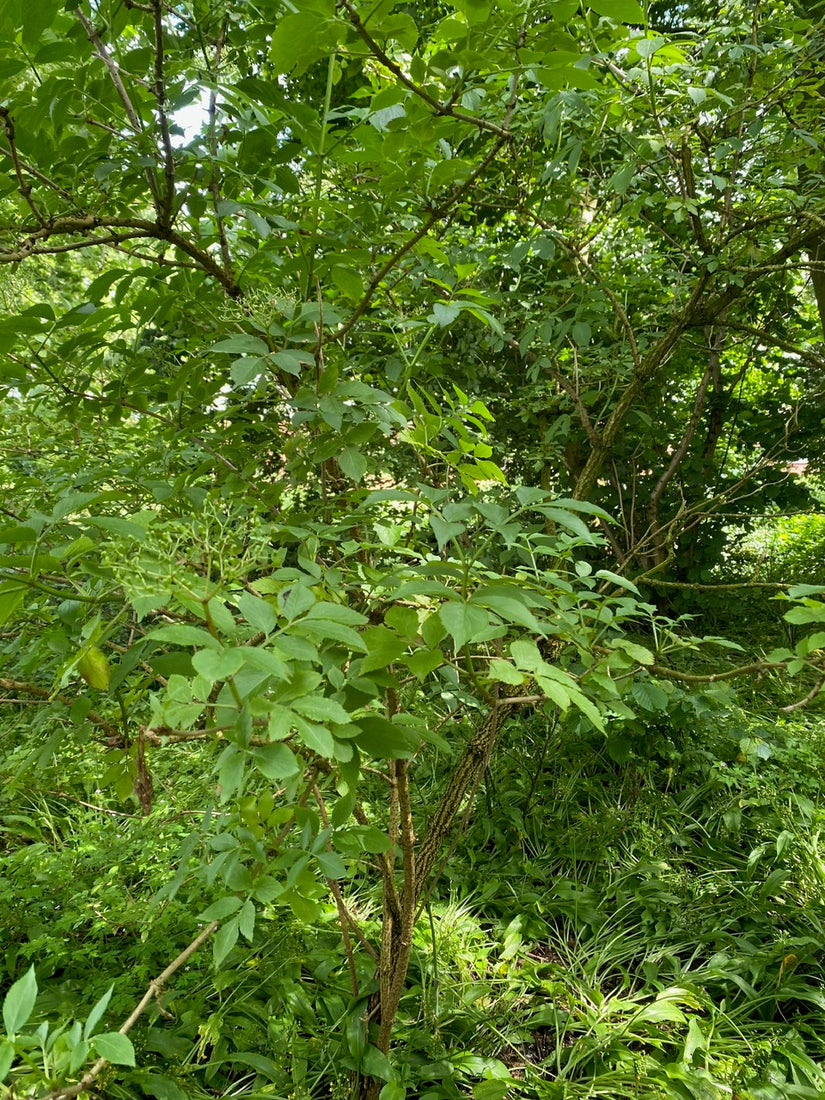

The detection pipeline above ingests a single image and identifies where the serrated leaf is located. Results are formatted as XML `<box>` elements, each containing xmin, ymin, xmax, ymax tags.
<box><xmin>199</xmin><ymin>896</ymin><xmax>242</xmax><ymax>922</ymax></box>
<box><xmin>785</xmin><ymin>605</ymin><xmax>825</xmax><ymax>625</ymax></box>
<box><xmin>594</xmin><ymin>569</ymin><xmax>640</xmax><ymax>594</ymax></box>
<box><xmin>317</xmin><ymin>850</ymin><xmax>347</xmax><ymax>879</ymax></box>
<box><xmin>510</xmin><ymin>638</ymin><xmax>542</xmax><ymax>671</ymax></box>
<box><xmin>238</xmin><ymin>899</ymin><xmax>255</xmax><ymax>941</ymax></box>
<box><xmin>3</xmin><ymin>966</ymin><xmax>37</xmax><ymax>1035</ymax></box>
<box><xmin>213</xmin><ymin>917</ymin><xmax>240</xmax><ymax>967</ymax></box>
<box><xmin>585</xmin><ymin>0</ymin><xmax>645</xmax><ymax>22</ymax></box>
<box><xmin>355</xmin><ymin>715</ymin><xmax>415</xmax><ymax>758</ymax></box>
<box><xmin>404</xmin><ymin>648</ymin><xmax>443</xmax><ymax>679</ymax></box>
<box><xmin>0</xmin><ymin>581</ymin><xmax>25</xmax><ymax>627</ymax></box>
<box><xmin>431</xmin><ymin>301</ymin><xmax>461</xmax><ymax>326</ymax></box>
<box><xmin>145</xmin><ymin>624</ymin><xmax>221</xmax><ymax>649</ymax></box>
<box><xmin>192</xmin><ymin>647</ymin><xmax>244</xmax><ymax>682</ymax></box>
<box><xmin>439</xmin><ymin>602</ymin><xmax>489</xmax><ymax>650</ymax></box>
<box><xmin>211</xmin><ymin>335</ymin><xmax>269</xmax><ymax>356</ymax></box>
<box><xmin>92</xmin><ymin>1032</ymin><xmax>136</xmax><ymax>1066</ymax></box>
<box><xmin>636</xmin><ymin>35</ymin><xmax>667</xmax><ymax>58</ymax></box>
<box><xmin>612</xmin><ymin>640</ymin><xmax>654</xmax><ymax>665</ymax></box>
<box><xmin>338</xmin><ymin>447</ymin><xmax>368</xmax><ymax>483</ymax></box>
<box><xmin>360</xmin><ymin>625</ymin><xmax>408</xmax><ymax>673</ymax></box>
<box><xmin>429</xmin><ymin>514</ymin><xmax>465</xmax><ymax>549</ymax></box>
<box><xmin>471</xmin><ymin>588</ymin><xmax>540</xmax><ymax>630</ymax></box>
<box><xmin>270</xmin><ymin>11</ymin><xmax>343</xmax><ymax>75</ymax></box>
<box><xmin>253</xmin><ymin>742</ymin><xmax>300</xmax><ymax>779</ymax></box>
<box><xmin>234</xmin><ymin>591</ymin><xmax>279</xmax><ymax>634</ymax></box>
<box><xmin>797</xmin><ymin>631</ymin><xmax>825</xmax><ymax>655</ymax></box>
<box><xmin>216</xmin><ymin>745</ymin><xmax>246</xmax><ymax>801</ymax></box>
<box><xmin>293</xmin><ymin>715</ymin><xmax>335</xmax><ymax>757</ymax></box>
<box><xmin>487</xmin><ymin>657</ymin><xmax>524</xmax><ymax>685</ymax></box>
<box><xmin>292</xmin><ymin>696</ymin><xmax>351</xmax><ymax>724</ymax></box>
<box><xmin>293</xmin><ymin>618</ymin><xmax>367</xmax><ymax>651</ymax></box>
<box><xmin>632</xmin><ymin>680</ymin><xmax>669</xmax><ymax>712</ymax></box>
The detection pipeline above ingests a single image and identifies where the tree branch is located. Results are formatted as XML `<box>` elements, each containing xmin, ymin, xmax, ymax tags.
<box><xmin>35</xmin><ymin>922</ymin><xmax>219</xmax><ymax>1100</ymax></box>
<box><xmin>336</xmin><ymin>0</ymin><xmax>512</xmax><ymax>139</ymax></box>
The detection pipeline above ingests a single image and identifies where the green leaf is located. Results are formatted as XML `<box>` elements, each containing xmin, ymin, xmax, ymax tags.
<box><xmin>797</xmin><ymin>631</ymin><xmax>825</xmax><ymax>655</ymax></box>
<box><xmin>192</xmin><ymin>647</ymin><xmax>244</xmax><ymax>682</ymax></box>
<box><xmin>3</xmin><ymin>966</ymin><xmax>37</xmax><ymax>1035</ymax></box>
<box><xmin>0</xmin><ymin>1041</ymin><xmax>14</xmax><ymax>1084</ymax></box>
<box><xmin>293</xmin><ymin>715</ymin><xmax>335</xmax><ymax>757</ymax></box>
<box><xmin>584</xmin><ymin>0</ymin><xmax>645</xmax><ymax>21</ymax></box>
<box><xmin>238</xmin><ymin>899</ymin><xmax>256</xmax><ymax>941</ymax></box>
<box><xmin>611</xmin><ymin>640</ymin><xmax>654</xmax><ymax>665</ymax></box>
<box><xmin>404</xmin><ymin>648</ymin><xmax>443</xmax><ymax>679</ymax></box>
<box><xmin>439</xmin><ymin>602</ymin><xmax>489</xmax><ymax>650</ymax></box>
<box><xmin>510</xmin><ymin>638</ymin><xmax>542</xmax><ymax>671</ymax></box>
<box><xmin>471</xmin><ymin>588</ymin><xmax>540</xmax><ymax>630</ymax></box>
<box><xmin>317</xmin><ymin>850</ymin><xmax>347</xmax><ymax>879</ymax></box>
<box><xmin>631</xmin><ymin>680</ymin><xmax>669</xmax><ymax>712</ymax></box>
<box><xmin>293</xmin><ymin>618</ymin><xmax>367</xmax><ymax>651</ymax></box>
<box><xmin>487</xmin><ymin>658</ymin><xmax>524</xmax><ymax>685</ymax></box>
<box><xmin>211</xmin><ymin>335</ymin><xmax>269</xmax><ymax>356</ymax></box>
<box><xmin>273</xmin><ymin>350</ymin><xmax>313</xmax><ymax>375</ymax></box>
<box><xmin>594</xmin><ymin>569</ymin><xmax>641</xmax><ymax>594</ymax></box>
<box><xmin>253</xmin><ymin>742</ymin><xmax>301</xmax><ymax>779</ymax></box>
<box><xmin>360</xmin><ymin>625</ymin><xmax>408</xmax><ymax>673</ymax></box>
<box><xmin>83</xmin><ymin>984</ymin><xmax>114</xmax><ymax>1040</ymax></box>
<box><xmin>145</xmin><ymin>624</ymin><xmax>221</xmax><ymax>649</ymax></box>
<box><xmin>379</xmin><ymin>1083</ymin><xmax>407</xmax><ymax>1100</ymax></box>
<box><xmin>355</xmin><ymin>715</ymin><xmax>415</xmax><ymax>758</ymax></box>
<box><xmin>270</xmin><ymin>10</ymin><xmax>343</xmax><ymax>74</ymax></box>
<box><xmin>92</xmin><ymin>1032</ymin><xmax>136</xmax><ymax>1066</ymax></box>
<box><xmin>636</xmin><ymin>35</ymin><xmax>667</xmax><ymax>59</ymax></box>
<box><xmin>199</xmin><ymin>897</ymin><xmax>242</xmax><ymax>921</ymax></box>
<box><xmin>432</xmin><ymin>301</ymin><xmax>461</xmax><ymax>326</ymax></box>
<box><xmin>785</xmin><ymin>605</ymin><xmax>825</xmax><ymax>625</ymax></box>
<box><xmin>234</xmin><ymin>591</ymin><xmax>279</xmax><ymax>634</ymax></box>
<box><xmin>134</xmin><ymin>1074</ymin><xmax>189</xmax><ymax>1100</ymax></box>
<box><xmin>338</xmin><ymin>447</ymin><xmax>368</xmax><ymax>483</ymax></box>
<box><xmin>216</xmin><ymin>745</ymin><xmax>246</xmax><ymax>801</ymax></box>
<box><xmin>429</xmin><ymin>514</ymin><xmax>465</xmax><ymax>549</ymax></box>
<box><xmin>361</xmin><ymin>1045</ymin><xmax>393</xmax><ymax>1081</ymax></box>
<box><xmin>0</xmin><ymin>581</ymin><xmax>25</xmax><ymax>627</ymax></box>
<box><xmin>77</xmin><ymin>645</ymin><xmax>111</xmax><ymax>690</ymax></box>
<box><xmin>292</xmin><ymin>696</ymin><xmax>351</xmax><ymax>724</ymax></box>
<box><xmin>213</xmin><ymin>917</ymin><xmax>240</xmax><ymax>968</ymax></box>
<box><xmin>385</xmin><ymin>606</ymin><xmax>419</xmax><ymax>636</ymax></box>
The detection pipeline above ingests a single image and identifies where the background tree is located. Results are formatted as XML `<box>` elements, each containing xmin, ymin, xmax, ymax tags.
<box><xmin>3</xmin><ymin>2</ymin><xmax>825</xmax><ymax>1099</ymax></box>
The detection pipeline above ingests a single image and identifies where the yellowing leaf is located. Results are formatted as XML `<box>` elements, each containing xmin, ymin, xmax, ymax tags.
<box><xmin>77</xmin><ymin>646</ymin><xmax>110</xmax><ymax>690</ymax></box>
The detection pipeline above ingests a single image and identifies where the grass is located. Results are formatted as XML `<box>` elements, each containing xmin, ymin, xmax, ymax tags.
<box><xmin>4</xmin><ymin>659</ymin><xmax>825</xmax><ymax>1098</ymax></box>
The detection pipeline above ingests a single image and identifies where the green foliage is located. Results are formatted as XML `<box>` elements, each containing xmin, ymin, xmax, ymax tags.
<box><xmin>3</xmin><ymin>0</ymin><xmax>825</xmax><ymax>1097</ymax></box>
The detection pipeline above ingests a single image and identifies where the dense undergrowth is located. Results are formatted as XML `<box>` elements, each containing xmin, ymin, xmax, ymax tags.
<box><xmin>4</xmin><ymin>675</ymin><xmax>825</xmax><ymax>1100</ymax></box>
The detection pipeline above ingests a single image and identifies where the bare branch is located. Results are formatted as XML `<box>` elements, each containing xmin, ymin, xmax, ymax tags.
<box><xmin>0</xmin><ymin>106</ymin><xmax>46</xmax><ymax>224</ymax></box>
<box><xmin>151</xmin><ymin>0</ymin><xmax>176</xmax><ymax>226</ymax></box>
<box><xmin>75</xmin><ymin>6</ymin><xmax>163</xmax><ymax>212</ymax></box>
<box><xmin>35</xmin><ymin>922</ymin><xmax>219</xmax><ymax>1100</ymax></box>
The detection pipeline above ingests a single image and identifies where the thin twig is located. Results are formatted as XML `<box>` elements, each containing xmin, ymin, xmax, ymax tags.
<box><xmin>75</xmin><ymin>6</ymin><xmax>162</xmax><ymax>211</ymax></box>
<box><xmin>35</xmin><ymin>922</ymin><xmax>219</xmax><ymax>1100</ymax></box>
<box><xmin>0</xmin><ymin>107</ymin><xmax>45</xmax><ymax>224</ymax></box>
<box><xmin>780</xmin><ymin>670</ymin><xmax>825</xmax><ymax>713</ymax></box>
<box><xmin>336</xmin><ymin>0</ymin><xmax>512</xmax><ymax>139</ymax></box>
<box><xmin>151</xmin><ymin>0</ymin><xmax>176</xmax><ymax>225</ymax></box>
